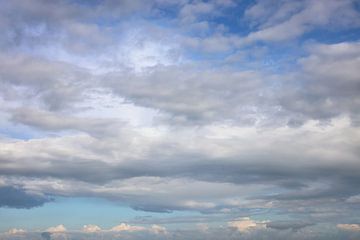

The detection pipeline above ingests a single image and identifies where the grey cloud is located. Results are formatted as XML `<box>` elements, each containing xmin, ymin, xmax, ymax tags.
<box><xmin>2</xmin><ymin>1</ymin><xmax>358</xmax><ymax>126</ymax></box>
<box><xmin>0</xmin><ymin>0</ymin><xmax>171</xmax><ymax>65</ymax></box>
<box><xmin>103</xmin><ymin>41</ymin><xmax>360</xmax><ymax>125</ymax></box>
<box><xmin>278</xmin><ymin>41</ymin><xmax>360</xmax><ymax>124</ymax></box>
<box><xmin>41</xmin><ymin>232</ymin><xmax>51</xmax><ymax>240</ymax></box>
<box><xmin>10</xmin><ymin>107</ymin><xmax>121</xmax><ymax>137</ymax></box>
<box><xmin>0</xmin><ymin>53</ymin><xmax>90</xmax><ymax>111</ymax></box>
<box><xmin>1</xmin><ymin>133</ymin><xmax>357</xmax><ymax>185</ymax></box>
<box><xmin>105</xmin><ymin>66</ymin><xmax>272</xmax><ymax>125</ymax></box>
<box><xmin>266</xmin><ymin>221</ymin><xmax>314</xmax><ymax>231</ymax></box>
<box><xmin>0</xmin><ymin>186</ymin><xmax>51</xmax><ymax>209</ymax></box>
<box><xmin>0</xmin><ymin>117</ymin><xmax>359</xmax><ymax>212</ymax></box>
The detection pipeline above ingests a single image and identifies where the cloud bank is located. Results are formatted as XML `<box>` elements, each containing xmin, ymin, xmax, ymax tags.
<box><xmin>0</xmin><ymin>0</ymin><xmax>359</xmax><ymax>238</ymax></box>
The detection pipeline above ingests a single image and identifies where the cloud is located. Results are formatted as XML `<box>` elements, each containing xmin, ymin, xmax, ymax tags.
<box><xmin>0</xmin><ymin>186</ymin><xmax>51</xmax><ymax>209</ymax></box>
<box><xmin>110</xmin><ymin>223</ymin><xmax>146</xmax><ymax>232</ymax></box>
<box><xmin>337</xmin><ymin>224</ymin><xmax>360</xmax><ymax>232</ymax></box>
<box><xmin>179</xmin><ymin>2</ymin><xmax>214</xmax><ymax>23</ymax></box>
<box><xmin>10</xmin><ymin>107</ymin><xmax>120</xmax><ymax>137</ymax></box>
<box><xmin>46</xmin><ymin>225</ymin><xmax>66</xmax><ymax>233</ymax></box>
<box><xmin>82</xmin><ymin>224</ymin><xmax>102</xmax><ymax>233</ymax></box>
<box><xmin>244</xmin><ymin>0</ymin><xmax>360</xmax><ymax>42</ymax></box>
<box><xmin>6</xmin><ymin>228</ymin><xmax>26</xmax><ymax>235</ymax></box>
<box><xmin>149</xmin><ymin>225</ymin><xmax>167</xmax><ymax>235</ymax></box>
<box><xmin>0</xmin><ymin>53</ymin><xmax>90</xmax><ymax>111</ymax></box>
<box><xmin>196</xmin><ymin>223</ymin><xmax>209</xmax><ymax>232</ymax></box>
<box><xmin>104</xmin><ymin>66</ymin><xmax>268</xmax><ymax>124</ymax></box>
<box><xmin>178</xmin><ymin>0</ymin><xmax>234</xmax><ymax>24</ymax></box>
<box><xmin>279</xmin><ymin>41</ymin><xmax>360</xmax><ymax>124</ymax></box>
<box><xmin>41</xmin><ymin>232</ymin><xmax>51</xmax><ymax>240</ymax></box>
<box><xmin>228</xmin><ymin>217</ymin><xmax>267</xmax><ymax>232</ymax></box>
<box><xmin>0</xmin><ymin>0</ymin><xmax>359</xmax><ymax>237</ymax></box>
<box><xmin>0</xmin><ymin>116</ymin><xmax>359</xmax><ymax>213</ymax></box>
<box><xmin>1</xmin><ymin>223</ymin><xmax>360</xmax><ymax>240</ymax></box>
<box><xmin>266</xmin><ymin>221</ymin><xmax>314</xmax><ymax>231</ymax></box>
<box><xmin>346</xmin><ymin>194</ymin><xmax>360</xmax><ymax>203</ymax></box>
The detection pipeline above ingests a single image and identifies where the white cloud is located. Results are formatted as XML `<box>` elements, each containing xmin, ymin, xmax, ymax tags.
<box><xmin>337</xmin><ymin>224</ymin><xmax>360</xmax><ymax>232</ymax></box>
<box><xmin>46</xmin><ymin>224</ymin><xmax>67</xmax><ymax>233</ymax></box>
<box><xmin>82</xmin><ymin>224</ymin><xmax>102</xmax><ymax>233</ymax></box>
<box><xmin>346</xmin><ymin>195</ymin><xmax>360</xmax><ymax>203</ymax></box>
<box><xmin>6</xmin><ymin>228</ymin><xmax>26</xmax><ymax>235</ymax></box>
<box><xmin>149</xmin><ymin>225</ymin><xmax>167</xmax><ymax>234</ymax></box>
<box><xmin>196</xmin><ymin>223</ymin><xmax>209</xmax><ymax>232</ymax></box>
<box><xmin>228</xmin><ymin>217</ymin><xmax>267</xmax><ymax>232</ymax></box>
<box><xmin>110</xmin><ymin>223</ymin><xmax>146</xmax><ymax>232</ymax></box>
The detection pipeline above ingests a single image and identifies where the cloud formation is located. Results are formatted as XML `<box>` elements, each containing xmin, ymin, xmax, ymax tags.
<box><xmin>337</xmin><ymin>224</ymin><xmax>360</xmax><ymax>232</ymax></box>
<box><xmin>2</xmin><ymin>222</ymin><xmax>360</xmax><ymax>240</ymax></box>
<box><xmin>228</xmin><ymin>217</ymin><xmax>267</xmax><ymax>232</ymax></box>
<box><xmin>0</xmin><ymin>186</ymin><xmax>51</xmax><ymax>209</ymax></box>
<box><xmin>0</xmin><ymin>0</ymin><xmax>359</xmax><ymax>238</ymax></box>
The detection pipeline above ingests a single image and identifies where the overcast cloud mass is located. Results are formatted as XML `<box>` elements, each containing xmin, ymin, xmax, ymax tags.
<box><xmin>0</xmin><ymin>0</ymin><xmax>360</xmax><ymax>239</ymax></box>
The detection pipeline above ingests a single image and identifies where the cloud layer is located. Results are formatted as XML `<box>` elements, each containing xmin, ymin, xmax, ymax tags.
<box><xmin>0</xmin><ymin>0</ymin><xmax>359</xmax><ymax>238</ymax></box>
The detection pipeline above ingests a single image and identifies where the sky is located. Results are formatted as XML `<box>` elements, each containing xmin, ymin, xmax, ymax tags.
<box><xmin>0</xmin><ymin>0</ymin><xmax>360</xmax><ymax>239</ymax></box>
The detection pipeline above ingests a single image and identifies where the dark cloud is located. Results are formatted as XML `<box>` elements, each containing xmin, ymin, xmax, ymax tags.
<box><xmin>266</xmin><ymin>221</ymin><xmax>314</xmax><ymax>231</ymax></box>
<box><xmin>0</xmin><ymin>186</ymin><xmax>51</xmax><ymax>209</ymax></box>
<box><xmin>41</xmin><ymin>232</ymin><xmax>51</xmax><ymax>240</ymax></box>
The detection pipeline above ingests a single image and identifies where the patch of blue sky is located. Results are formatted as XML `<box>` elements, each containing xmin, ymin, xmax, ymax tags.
<box><xmin>0</xmin><ymin>122</ymin><xmax>79</xmax><ymax>140</ymax></box>
<box><xmin>210</xmin><ymin>0</ymin><xmax>257</xmax><ymax>36</ymax></box>
<box><xmin>0</xmin><ymin>124</ymin><xmax>42</xmax><ymax>140</ymax></box>
<box><xmin>0</xmin><ymin>197</ymin><xmax>202</xmax><ymax>232</ymax></box>
<box><xmin>183</xmin><ymin>48</ymin><xmax>235</xmax><ymax>63</ymax></box>
<box><xmin>302</xmin><ymin>28</ymin><xmax>360</xmax><ymax>44</ymax></box>
<box><xmin>183</xmin><ymin>43</ymin><xmax>303</xmax><ymax>75</ymax></box>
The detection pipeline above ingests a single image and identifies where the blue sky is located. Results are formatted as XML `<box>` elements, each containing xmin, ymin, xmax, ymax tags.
<box><xmin>0</xmin><ymin>0</ymin><xmax>360</xmax><ymax>239</ymax></box>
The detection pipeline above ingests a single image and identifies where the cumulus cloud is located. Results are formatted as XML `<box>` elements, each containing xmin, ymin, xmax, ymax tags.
<box><xmin>337</xmin><ymin>224</ymin><xmax>360</xmax><ymax>232</ymax></box>
<box><xmin>6</xmin><ymin>228</ymin><xmax>26</xmax><ymax>235</ymax></box>
<box><xmin>149</xmin><ymin>225</ymin><xmax>167</xmax><ymax>235</ymax></box>
<box><xmin>46</xmin><ymin>225</ymin><xmax>66</xmax><ymax>233</ymax></box>
<box><xmin>110</xmin><ymin>223</ymin><xmax>146</xmax><ymax>232</ymax></box>
<box><xmin>1</xmin><ymin>223</ymin><xmax>360</xmax><ymax>240</ymax></box>
<box><xmin>82</xmin><ymin>224</ymin><xmax>101</xmax><ymax>233</ymax></box>
<box><xmin>228</xmin><ymin>217</ymin><xmax>267</xmax><ymax>232</ymax></box>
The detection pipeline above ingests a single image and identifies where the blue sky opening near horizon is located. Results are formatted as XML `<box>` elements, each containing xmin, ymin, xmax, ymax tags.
<box><xmin>0</xmin><ymin>197</ymin><xmax>207</xmax><ymax>232</ymax></box>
